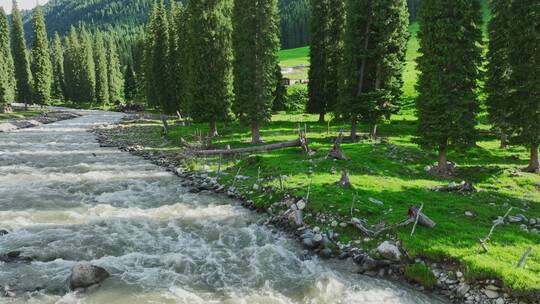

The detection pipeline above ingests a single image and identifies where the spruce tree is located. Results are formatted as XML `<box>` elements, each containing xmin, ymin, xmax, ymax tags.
<box><xmin>94</xmin><ymin>31</ymin><xmax>109</xmax><ymax>105</ymax></box>
<box><xmin>0</xmin><ymin>7</ymin><xmax>15</xmax><ymax>112</ymax></box>
<box><xmin>50</xmin><ymin>32</ymin><xmax>65</xmax><ymax>101</ymax></box>
<box><xmin>168</xmin><ymin>1</ymin><xmax>187</xmax><ymax>115</ymax></box>
<box><xmin>63</xmin><ymin>27</ymin><xmax>79</xmax><ymax>101</ymax></box>
<box><xmin>272</xmin><ymin>65</ymin><xmax>287</xmax><ymax>112</ymax></box>
<box><xmin>415</xmin><ymin>0</ymin><xmax>483</xmax><ymax>175</ymax></box>
<box><xmin>339</xmin><ymin>0</ymin><xmax>409</xmax><ymax>139</ymax></box>
<box><xmin>486</xmin><ymin>0</ymin><xmax>512</xmax><ymax>149</ymax></box>
<box><xmin>124</xmin><ymin>62</ymin><xmax>137</xmax><ymax>101</ymax></box>
<box><xmin>143</xmin><ymin>1</ymin><xmax>158</xmax><ymax>108</ymax></box>
<box><xmin>507</xmin><ymin>1</ymin><xmax>540</xmax><ymax>172</ymax></box>
<box><xmin>107</xmin><ymin>37</ymin><xmax>124</xmax><ymax>103</ymax></box>
<box><xmin>31</xmin><ymin>5</ymin><xmax>52</xmax><ymax>105</ymax></box>
<box><xmin>79</xmin><ymin>28</ymin><xmax>96</xmax><ymax>103</ymax></box>
<box><xmin>307</xmin><ymin>0</ymin><xmax>345</xmax><ymax>122</ymax></box>
<box><xmin>186</xmin><ymin>0</ymin><xmax>234</xmax><ymax>137</ymax></box>
<box><xmin>232</xmin><ymin>0</ymin><xmax>281</xmax><ymax>143</ymax></box>
<box><xmin>11</xmin><ymin>0</ymin><xmax>33</xmax><ymax>106</ymax></box>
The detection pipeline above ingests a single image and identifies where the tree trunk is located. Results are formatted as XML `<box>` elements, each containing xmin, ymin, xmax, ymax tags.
<box><xmin>500</xmin><ymin>133</ymin><xmax>508</xmax><ymax>149</ymax></box>
<box><xmin>370</xmin><ymin>124</ymin><xmax>378</xmax><ymax>139</ymax></box>
<box><xmin>351</xmin><ymin>118</ymin><xmax>358</xmax><ymax>141</ymax></box>
<box><xmin>194</xmin><ymin>133</ymin><xmax>311</xmax><ymax>156</ymax></box>
<box><xmin>524</xmin><ymin>144</ymin><xmax>540</xmax><ymax>173</ymax></box>
<box><xmin>437</xmin><ymin>146</ymin><xmax>448</xmax><ymax>175</ymax></box>
<box><xmin>318</xmin><ymin>112</ymin><xmax>325</xmax><ymax>123</ymax></box>
<box><xmin>251</xmin><ymin>121</ymin><xmax>262</xmax><ymax>144</ymax></box>
<box><xmin>209</xmin><ymin>120</ymin><xmax>219</xmax><ymax>137</ymax></box>
<box><xmin>160</xmin><ymin>113</ymin><xmax>169</xmax><ymax>136</ymax></box>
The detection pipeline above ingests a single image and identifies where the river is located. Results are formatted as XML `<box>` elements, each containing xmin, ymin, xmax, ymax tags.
<box><xmin>0</xmin><ymin>110</ymin><xmax>446</xmax><ymax>304</ymax></box>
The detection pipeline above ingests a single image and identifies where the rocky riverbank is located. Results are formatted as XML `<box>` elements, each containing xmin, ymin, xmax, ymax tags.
<box><xmin>89</xmin><ymin>119</ymin><xmax>538</xmax><ymax>304</ymax></box>
<box><xmin>0</xmin><ymin>111</ymin><xmax>80</xmax><ymax>132</ymax></box>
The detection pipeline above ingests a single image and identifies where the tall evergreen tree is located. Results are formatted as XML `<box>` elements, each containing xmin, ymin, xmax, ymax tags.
<box><xmin>0</xmin><ymin>7</ymin><xmax>15</xmax><ymax>112</ymax></box>
<box><xmin>63</xmin><ymin>27</ymin><xmax>79</xmax><ymax>101</ymax></box>
<box><xmin>143</xmin><ymin>1</ymin><xmax>158</xmax><ymax>108</ymax></box>
<box><xmin>486</xmin><ymin>0</ymin><xmax>512</xmax><ymax>149</ymax></box>
<box><xmin>415</xmin><ymin>0</ymin><xmax>483</xmax><ymax>175</ymax></box>
<box><xmin>124</xmin><ymin>62</ymin><xmax>137</xmax><ymax>101</ymax></box>
<box><xmin>50</xmin><ymin>32</ymin><xmax>65</xmax><ymax>101</ymax></box>
<box><xmin>107</xmin><ymin>37</ymin><xmax>124</xmax><ymax>103</ymax></box>
<box><xmin>186</xmin><ymin>0</ymin><xmax>234</xmax><ymax>137</ymax></box>
<box><xmin>506</xmin><ymin>0</ymin><xmax>540</xmax><ymax>172</ymax></box>
<box><xmin>94</xmin><ymin>31</ymin><xmax>110</xmax><ymax>105</ymax></box>
<box><xmin>144</xmin><ymin>0</ymin><xmax>173</xmax><ymax>115</ymax></box>
<box><xmin>11</xmin><ymin>0</ymin><xmax>33</xmax><ymax>106</ymax></box>
<box><xmin>272</xmin><ymin>65</ymin><xmax>287</xmax><ymax>112</ymax></box>
<box><xmin>79</xmin><ymin>28</ymin><xmax>96</xmax><ymax>102</ymax></box>
<box><xmin>31</xmin><ymin>5</ymin><xmax>52</xmax><ymax>105</ymax></box>
<box><xmin>307</xmin><ymin>0</ymin><xmax>345</xmax><ymax>122</ymax></box>
<box><xmin>232</xmin><ymin>0</ymin><xmax>281</xmax><ymax>143</ymax></box>
<box><xmin>168</xmin><ymin>1</ymin><xmax>187</xmax><ymax>115</ymax></box>
<box><xmin>338</xmin><ymin>0</ymin><xmax>409</xmax><ymax>139</ymax></box>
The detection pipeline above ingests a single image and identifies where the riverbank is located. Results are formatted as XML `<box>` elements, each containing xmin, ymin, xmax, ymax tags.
<box><xmin>0</xmin><ymin>109</ymin><xmax>80</xmax><ymax>132</ymax></box>
<box><xmin>91</xmin><ymin>114</ymin><xmax>539</xmax><ymax>304</ymax></box>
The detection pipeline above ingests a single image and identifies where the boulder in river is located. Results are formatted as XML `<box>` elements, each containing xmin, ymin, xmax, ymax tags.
<box><xmin>69</xmin><ymin>263</ymin><xmax>110</xmax><ymax>290</ymax></box>
<box><xmin>0</xmin><ymin>229</ymin><xmax>8</xmax><ymax>236</ymax></box>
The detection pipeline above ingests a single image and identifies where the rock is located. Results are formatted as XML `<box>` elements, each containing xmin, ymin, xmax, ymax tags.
<box><xmin>296</xmin><ymin>200</ymin><xmax>306</xmax><ymax>210</ymax></box>
<box><xmin>0</xmin><ymin>229</ymin><xmax>8</xmax><ymax>236</ymax></box>
<box><xmin>529</xmin><ymin>218</ymin><xmax>537</xmax><ymax>226</ymax></box>
<box><xmin>495</xmin><ymin>298</ymin><xmax>505</xmax><ymax>304</ymax></box>
<box><xmin>302</xmin><ymin>238</ymin><xmax>316</xmax><ymax>249</ymax></box>
<box><xmin>368</xmin><ymin>198</ymin><xmax>384</xmax><ymax>206</ymax></box>
<box><xmin>376</xmin><ymin>241</ymin><xmax>402</xmax><ymax>261</ymax></box>
<box><xmin>0</xmin><ymin>251</ymin><xmax>33</xmax><ymax>263</ymax></box>
<box><xmin>464</xmin><ymin>211</ymin><xmax>474</xmax><ymax>217</ymax></box>
<box><xmin>69</xmin><ymin>263</ymin><xmax>110</xmax><ymax>290</ymax></box>
<box><xmin>483</xmin><ymin>289</ymin><xmax>499</xmax><ymax>299</ymax></box>
<box><xmin>456</xmin><ymin>283</ymin><xmax>470</xmax><ymax>297</ymax></box>
<box><xmin>485</xmin><ymin>284</ymin><xmax>500</xmax><ymax>291</ymax></box>
<box><xmin>319</xmin><ymin>248</ymin><xmax>332</xmax><ymax>259</ymax></box>
<box><xmin>312</xmin><ymin>234</ymin><xmax>323</xmax><ymax>244</ymax></box>
<box><xmin>519</xmin><ymin>224</ymin><xmax>528</xmax><ymax>232</ymax></box>
<box><xmin>507</xmin><ymin>215</ymin><xmax>522</xmax><ymax>223</ymax></box>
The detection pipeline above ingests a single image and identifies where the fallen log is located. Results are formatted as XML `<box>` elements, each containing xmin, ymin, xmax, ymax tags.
<box><xmin>193</xmin><ymin>132</ymin><xmax>312</xmax><ymax>156</ymax></box>
<box><xmin>408</xmin><ymin>206</ymin><xmax>436</xmax><ymax>228</ymax></box>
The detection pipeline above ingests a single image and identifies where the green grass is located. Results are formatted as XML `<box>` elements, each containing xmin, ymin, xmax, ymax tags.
<box><xmin>405</xmin><ymin>263</ymin><xmax>437</xmax><ymax>290</ymax></box>
<box><xmin>114</xmin><ymin>110</ymin><xmax>540</xmax><ymax>296</ymax></box>
<box><xmin>279</xmin><ymin>46</ymin><xmax>310</xmax><ymax>68</ymax></box>
<box><xmin>0</xmin><ymin>109</ymin><xmax>46</xmax><ymax>122</ymax></box>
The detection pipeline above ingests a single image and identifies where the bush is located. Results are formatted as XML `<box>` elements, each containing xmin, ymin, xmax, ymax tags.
<box><xmin>404</xmin><ymin>263</ymin><xmax>437</xmax><ymax>290</ymax></box>
<box><xmin>283</xmin><ymin>85</ymin><xmax>307</xmax><ymax>113</ymax></box>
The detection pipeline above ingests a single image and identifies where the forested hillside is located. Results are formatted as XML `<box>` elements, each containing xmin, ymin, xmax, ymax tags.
<box><xmin>21</xmin><ymin>0</ymin><xmax>422</xmax><ymax>51</ymax></box>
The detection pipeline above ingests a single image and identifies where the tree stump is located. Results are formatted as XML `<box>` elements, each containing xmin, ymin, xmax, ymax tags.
<box><xmin>408</xmin><ymin>206</ymin><xmax>436</xmax><ymax>228</ymax></box>
<box><xmin>328</xmin><ymin>131</ymin><xmax>350</xmax><ymax>161</ymax></box>
<box><xmin>337</xmin><ymin>170</ymin><xmax>353</xmax><ymax>188</ymax></box>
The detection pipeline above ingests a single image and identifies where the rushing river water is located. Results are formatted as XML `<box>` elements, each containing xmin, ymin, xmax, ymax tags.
<box><xmin>0</xmin><ymin>111</ymin><xmax>446</xmax><ymax>304</ymax></box>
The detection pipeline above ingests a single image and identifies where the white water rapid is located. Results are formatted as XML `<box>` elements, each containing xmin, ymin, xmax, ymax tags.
<box><xmin>0</xmin><ymin>110</ymin><xmax>446</xmax><ymax>304</ymax></box>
